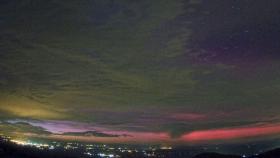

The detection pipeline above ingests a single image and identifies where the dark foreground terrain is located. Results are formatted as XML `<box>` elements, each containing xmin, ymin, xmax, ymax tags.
<box><xmin>194</xmin><ymin>148</ymin><xmax>280</xmax><ymax>158</ymax></box>
<box><xmin>0</xmin><ymin>138</ymin><xmax>280</xmax><ymax>158</ymax></box>
<box><xmin>0</xmin><ymin>140</ymin><xmax>79</xmax><ymax>158</ymax></box>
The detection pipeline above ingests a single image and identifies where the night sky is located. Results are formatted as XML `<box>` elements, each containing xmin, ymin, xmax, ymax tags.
<box><xmin>1</xmin><ymin>0</ymin><xmax>280</xmax><ymax>148</ymax></box>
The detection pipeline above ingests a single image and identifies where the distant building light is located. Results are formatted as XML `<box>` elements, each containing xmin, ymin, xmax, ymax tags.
<box><xmin>160</xmin><ymin>146</ymin><xmax>172</xmax><ymax>150</ymax></box>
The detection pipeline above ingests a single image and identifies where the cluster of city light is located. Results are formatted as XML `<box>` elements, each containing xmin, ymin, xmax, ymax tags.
<box><xmin>0</xmin><ymin>135</ymin><xmax>268</xmax><ymax>158</ymax></box>
<box><xmin>83</xmin><ymin>144</ymin><xmax>173</xmax><ymax>157</ymax></box>
<box><xmin>6</xmin><ymin>137</ymin><xmax>174</xmax><ymax>158</ymax></box>
<box><xmin>160</xmin><ymin>146</ymin><xmax>172</xmax><ymax>150</ymax></box>
<box><xmin>84</xmin><ymin>151</ymin><xmax>120</xmax><ymax>158</ymax></box>
<box><xmin>98</xmin><ymin>153</ymin><xmax>117</xmax><ymax>158</ymax></box>
<box><xmin>10</xmin><ymin>139</ymin><xmax>52</xmax><ymax>149</ymax></box>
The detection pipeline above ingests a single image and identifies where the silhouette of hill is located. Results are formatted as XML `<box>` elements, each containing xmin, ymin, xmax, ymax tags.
<box><xmin>193</xmin><ymin>148</ymin><xmax>280</xmax><ymax>158</ymax></box>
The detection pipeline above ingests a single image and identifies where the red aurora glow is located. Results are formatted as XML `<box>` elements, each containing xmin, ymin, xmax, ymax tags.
<box><xmin>181</xmin><ymin>123</ymin><xmax>280</xmax><ymax>142</ymax></box>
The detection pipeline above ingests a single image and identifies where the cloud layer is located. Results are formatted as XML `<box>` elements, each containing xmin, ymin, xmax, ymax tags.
<box><xmin>1</xmin><ymin>0</ymin><xmax>280</xmax><ymax>144</ymax></box>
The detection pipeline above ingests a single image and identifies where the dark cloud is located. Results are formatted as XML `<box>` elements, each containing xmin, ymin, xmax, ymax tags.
<box><xmin>61</xmin><ymin>131</ymin><xmax>130</xmax><ymax>138</ymax></box>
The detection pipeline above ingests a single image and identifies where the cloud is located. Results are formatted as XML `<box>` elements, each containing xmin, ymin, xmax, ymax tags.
<box><xmin>0</xmin><ymin>121</ymin><xmax>51</xmax><ymax>138</ymax></box>
<box><xmin>0</xmin><ymin>0</ymin><xmax>280</xmax><ymax>145</ymax></box>
<box><xmin>34</xmin><ymin>131</ymin><xmax>171</xmax><ymax>144</ymax></box>
<box><xmin>61</xmin><ymin>131</ymin><xmax>130</xmax><ymax>137</ymax></box>
<box><xmin>170</xmin><ymin>113</ymin><xmax>207</xmax><ymax>121</ymax></box>
<box><xmin>0</xmin><ymin>0</ymin><xmax>196</xmax><ymax>115</ymax></box>
<box><xmin>0</xmin><ymin>95</ymin><xmax>67</xmax><ymax>119</ymax></box>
